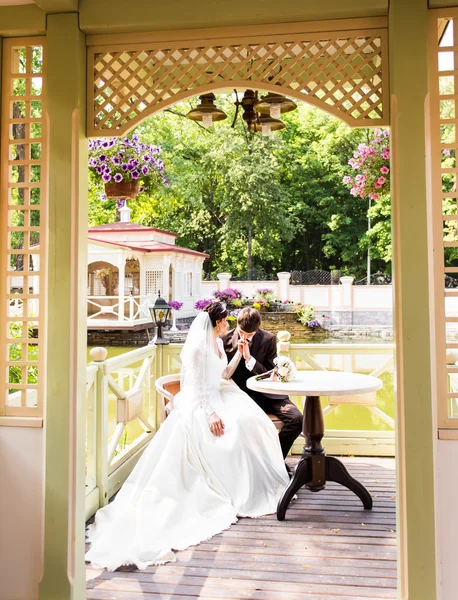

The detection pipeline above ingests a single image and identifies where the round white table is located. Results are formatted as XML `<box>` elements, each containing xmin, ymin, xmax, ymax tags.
<box><xmin>247</xmin><ymin>370</ymin><xmax>383</xmax><ymax>520</ymax></box>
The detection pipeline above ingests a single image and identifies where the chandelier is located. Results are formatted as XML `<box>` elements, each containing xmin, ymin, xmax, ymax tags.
<box><xmin>185</xmin><ymin>89</ymin><xmax>297</xmax><ymax>136</ymax></box>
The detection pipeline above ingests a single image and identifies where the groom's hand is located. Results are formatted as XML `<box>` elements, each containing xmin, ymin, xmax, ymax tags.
<box><xmin>209</xmin><ymin>413</ymin><xmax>225</xmax><ymax>437</ymax></box>
<box><xmin>242</xmin><ymin>341</ymin><xmax>251</xmax><ymax>362</ymax></box>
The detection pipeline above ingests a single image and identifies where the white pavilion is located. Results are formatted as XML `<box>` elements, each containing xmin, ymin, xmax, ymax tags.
<box><xmin>87</xmin><ymin>205</ymin><xmax>208</xmax><ymax>327</ymax></box>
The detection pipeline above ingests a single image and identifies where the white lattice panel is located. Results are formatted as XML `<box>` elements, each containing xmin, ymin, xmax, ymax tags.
<box><xmin>0</xmin><ymin>38</ymin><xmax>47</xmax><ymax>421</ymax></box>
<box><xmin>145</xmin><ymin>270</ymin><xmax>163</xmax><ymax>296</ymax></box>
<box><xmin>429</xmin><ymin>14</ymin><xmax>458</xmax><ymax>429</ymax></box>
<box><xmin>88</xmin><ymin>24</ymin><xmax>388</xmax><ymax>135</ymax></box>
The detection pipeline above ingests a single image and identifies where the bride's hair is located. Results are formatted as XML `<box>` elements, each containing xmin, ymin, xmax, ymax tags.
<box><xmin>204</xmin><ymin>302</ymin><xmax>228</xmax><ymax>327</ymax></box>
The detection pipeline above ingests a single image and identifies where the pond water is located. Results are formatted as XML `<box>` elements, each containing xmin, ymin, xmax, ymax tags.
<box><xmin>88</xmin><ymin>342</ymin><xmax>395</xmax><ymax>444</ymax></box>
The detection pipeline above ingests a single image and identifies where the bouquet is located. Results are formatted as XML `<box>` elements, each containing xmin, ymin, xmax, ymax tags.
<box><xmin>272</xmin><ymin>356</ymin><xmax>297</xmax><ymax>383</ymax></box>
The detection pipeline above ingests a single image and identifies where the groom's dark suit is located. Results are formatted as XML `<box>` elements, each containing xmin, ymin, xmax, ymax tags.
<box><xmin>221</xmin><ymin>328</ymin><xmax>303</xmax><ymax>458</ymax></box>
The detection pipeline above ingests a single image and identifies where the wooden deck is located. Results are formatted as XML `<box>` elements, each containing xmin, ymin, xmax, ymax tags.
<box><xmin>86</xmin><ymin>457</ymin><xmax>397</xmax><ymax>600</ymax></box>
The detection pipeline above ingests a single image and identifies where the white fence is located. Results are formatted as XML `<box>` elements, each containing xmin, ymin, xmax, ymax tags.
<box><xmin>201</xmin><ymin>276</ymin><xmax>394</xmax><ymax>313</ymax></box>
<box><xmin>87</xmin><ymin>294</ymin><xmax>153</xmax><ymax>324</ymax></box>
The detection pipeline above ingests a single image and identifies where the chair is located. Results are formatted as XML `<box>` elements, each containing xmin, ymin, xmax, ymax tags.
<box><xmin>155</xmin><ymin>374</ymin><xmax>181</xmax><ymax>421</ymax></box>
<box><xmin>154</xmin><ymin>373</ymin><xmax>284</xmax><ymax>430</ymax></box>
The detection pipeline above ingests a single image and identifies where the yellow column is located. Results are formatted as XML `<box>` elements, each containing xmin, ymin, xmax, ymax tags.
<box><xmin>389</xmin><ymin>1</ymin><xmax>437</xmax><ymax>599</ymax></box>
<box><xmin>39</xmin><ymin>14</ymin><xmax>87</xmax><ymax>600</ymax></box>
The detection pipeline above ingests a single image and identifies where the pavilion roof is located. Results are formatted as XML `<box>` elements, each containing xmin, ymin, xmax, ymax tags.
<box><xmin>88</xmin><ymin>222</ymin><xmax>179</xmax><ymax>238</ymax></box>
<box><xmin>88</xmin><ymin>236</ymin><xmax>209</xmax><ymax>258</ymax></box>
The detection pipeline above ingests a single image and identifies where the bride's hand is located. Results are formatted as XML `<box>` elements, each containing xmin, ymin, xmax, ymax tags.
<box><xmin>209</xmin><ymin>413</ymin><xmax>225</xmax><ymax>437</ymax></box>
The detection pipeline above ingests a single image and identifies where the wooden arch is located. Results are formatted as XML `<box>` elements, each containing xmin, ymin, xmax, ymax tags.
<box><xmin>87</xmin><ymin>17</ymin><xmax>389</xmax><ymax>136</ymax></box>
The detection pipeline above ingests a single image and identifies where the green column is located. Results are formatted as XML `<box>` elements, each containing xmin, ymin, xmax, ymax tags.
<box><xmin>39</xmin><ymin>13</ymin><xmax>88</xmax><ymax>600</ymax></box>
<box><xmin>389</xmin><ymin>2</ymin><xmax>437</xmax><ymax>599</ymax></box>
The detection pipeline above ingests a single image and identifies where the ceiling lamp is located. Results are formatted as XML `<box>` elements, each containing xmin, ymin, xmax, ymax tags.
<box><xmin>254</xmin><ymin>115</ymin><xmax>286</xmax><ymax>137</ymax></box>
<box><xmin>254</xmin><ymin>92</ymin><xmax>297</xmax><ymax>120</ymax></box>
<box><xmin>185</xmin><ymin>93</ymin><xmax>228</xmax><ymax>128</ymax></box>
<box><xmin>185</xmin><ymin>89</ymin><xmax>297</xmax><ymax>135</ymax></box>
<box><xmin>240</xmin><ymin>89</ymin><xmax>259</xmax><ymax>132</ymax></box>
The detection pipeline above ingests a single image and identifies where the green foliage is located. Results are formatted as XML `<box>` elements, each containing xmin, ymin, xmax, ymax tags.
<box><xmin>88</xmin><ymin>96</ymin><xmax>392</xmax><ymax>278</ymax></box>
<box><xmin>8</xmin><ymin>321</ymin><xmax>38</xmax><ymax>386</ymax></box>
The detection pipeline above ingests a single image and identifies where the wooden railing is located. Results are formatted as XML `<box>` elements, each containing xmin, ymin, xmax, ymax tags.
<box><xmin>286</xmin><ymin>342</ymin><xmax>395</xmax><ymax>455</ymax></box>
<box><xmin>85</xmin><ymin>343</ymin><xmax>181</xmax><ymax>520</ymax></box>
<box><xmin>87</xmin><ymin>294</ymin><xmax>153</xmax><ymax>323</ymax></box>
<box><xmin>85</xmin><ymin>340</ymin><xmax>395</xmax><ymax>519</ymax></box>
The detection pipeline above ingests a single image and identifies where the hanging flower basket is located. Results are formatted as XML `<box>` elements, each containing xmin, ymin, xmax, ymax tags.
<box><xmin>88</xmin><ymin>134</ymin><xmax>169</xmax><ymax>202</ymax></box>
<box><xmin>105</xmin><ymin>180</ymin><xmax>139</xmax><ymax>199</ymax></box>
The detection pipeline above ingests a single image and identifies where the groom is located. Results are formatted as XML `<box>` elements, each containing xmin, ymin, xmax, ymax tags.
<box><xmin>221</xmin><ymin>307</ymin><xmax>303</xmax><ymax>459</ymax></box>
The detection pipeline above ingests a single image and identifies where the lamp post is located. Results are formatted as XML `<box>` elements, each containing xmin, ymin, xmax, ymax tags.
<box><xmin>149</xmin><ymin>291</ymin><xmax>170</xmax><ymax>345</ymax></box>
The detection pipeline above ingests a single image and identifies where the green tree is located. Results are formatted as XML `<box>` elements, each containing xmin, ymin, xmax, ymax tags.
<box><xmin>88</xmin><ymin>96</ymin><xmax>392</xmax><ymax>278</ymax></box>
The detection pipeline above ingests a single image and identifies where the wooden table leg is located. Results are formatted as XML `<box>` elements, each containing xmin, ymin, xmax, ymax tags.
<box><xmin>277</xmin><ymin>394</ymin><xmax>373</xmax><ymax>521</ymax></box>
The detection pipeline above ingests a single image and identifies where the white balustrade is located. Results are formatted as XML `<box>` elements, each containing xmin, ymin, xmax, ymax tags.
<box><xmin>87</xmin><ymin>295</ymin><xmax>154</xmax><ymax>324</ymax></box>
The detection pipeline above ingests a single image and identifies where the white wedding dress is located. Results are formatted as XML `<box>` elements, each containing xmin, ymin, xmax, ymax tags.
<box><xmin>85</xmin><ymin>313</ymin><xmax>289</xmax><ymax>571</ymax></box>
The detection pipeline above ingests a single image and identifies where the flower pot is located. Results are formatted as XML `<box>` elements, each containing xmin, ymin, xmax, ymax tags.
<box><xmin>105</xmin><ymin>181</ymin><xmax>139</xmax><ymax>199</ymax></box>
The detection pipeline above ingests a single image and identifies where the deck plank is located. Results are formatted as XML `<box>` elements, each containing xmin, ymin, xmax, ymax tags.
<box><xmin>86</xmin><ymin>457</ymin><xmax>397</xmax><ymax>599</ymax></box>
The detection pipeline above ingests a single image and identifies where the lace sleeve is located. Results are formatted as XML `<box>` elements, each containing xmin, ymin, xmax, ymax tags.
<box><xmin>187</xmin><ymin>347</ymin><xmax>217</xmax><ymax>418</ymax></box>
<box><xmin>221</xmin><ymin>350</ymin><xmax>242</xmax><ymax>380</ymax></box>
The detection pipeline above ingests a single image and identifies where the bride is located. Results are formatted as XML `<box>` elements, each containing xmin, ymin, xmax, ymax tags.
<box><xmin>85</xmin><ymin>301</ymin><xmax>290</xmax><ymax>571</ymax></box>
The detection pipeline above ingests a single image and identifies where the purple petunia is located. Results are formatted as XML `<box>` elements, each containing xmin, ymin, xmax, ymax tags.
<box><xmin>139</xmin><ymin>185</ymin><xmax>145</xmax><ymax>193</ymax></box>
<box><xmin>194</xmin><ymin>298</ymin><xmax>213</xmax><ymax>311</ymax></box>
<box><xmin>89</xmin><ymin>133</ymin><xmax>169</xmax><ymax>194</ymax></box>
<box><xmin>168</xmin><ymin>300</ymin><xmax>183</xmax><ymax>311</ymax></box>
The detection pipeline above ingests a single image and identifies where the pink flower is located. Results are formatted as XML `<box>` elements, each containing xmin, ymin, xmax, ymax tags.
<box><xmin>374</xmin><ymin>181</ymin><xmax>382</xmax><ymax>189</ymax></box>
<box><xmin>350</xmin><ymin>186</ymin><xmax>359</xmax><ymax>197</ymax></box>
<box><xmin>372</xmin><ymin>193</ymin><xmax>380</xmax><ymax>200</ymax></box>
<box><xmin>444</xmin><ymin>149</ymin><xmax>451</xmax><ymax>156</ymax></box>
<box><xmin>382</xmin><ymin>148</ymin><xmax>390</xmax><ymax>160</ymax></box>
<box><xmin>342</xmin><ymin>175</ymin><xmax>353</xmax><ymax>184</ymax></box>
<box><xmin>377</xmin><ymin>176</ymin><xmax>386</xmax><ymax>185</ymax></box>
<box><xmin>380</xmin><ymin>166</ymin><xmax>389</xmax><ymax>174</ymax></box>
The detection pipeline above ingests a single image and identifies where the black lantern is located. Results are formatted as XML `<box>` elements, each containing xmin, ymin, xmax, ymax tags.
<box><xmin>148</xmin><ymin>291</ymin><xmax>170</xmax><ymax>345</ymax></box>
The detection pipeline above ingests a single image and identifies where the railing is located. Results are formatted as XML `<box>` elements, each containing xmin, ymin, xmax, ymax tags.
<box><xmin>85</xmin><ymin>340</ymin><xmax>395</xmax><ymax>519</ymax></box>
<box><xmin>87</xmin><ymin>294</ymin><xmax>153</xmax><ymax>323</ymax></box>
<box><xmin>85</xmin><ymin>344</ymin><xmax>178</xmax><ymax>519</ymax></box>
<box><xmin>286</xmin><ymin>342</ymin><xmax>395</xmax><ymax>455</ymax></box>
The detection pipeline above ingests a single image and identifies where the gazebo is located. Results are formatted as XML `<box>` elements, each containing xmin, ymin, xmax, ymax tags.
<box><xmin>0</xmin><ymin>2</ymin><xmax>456</xmax><ymax>600</ymax></box>
<box><xmin>87</xmin><ymin>205</ymin><xmax>207</xmax><ymax>326</ymax></box>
